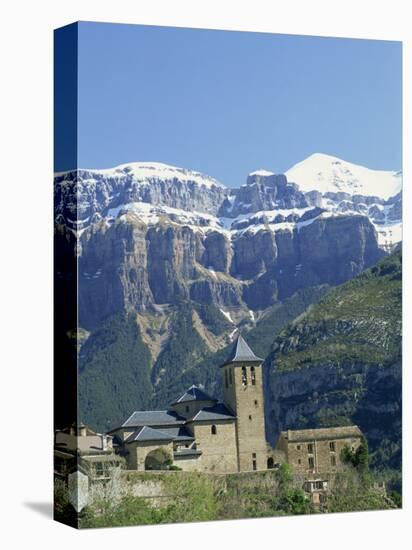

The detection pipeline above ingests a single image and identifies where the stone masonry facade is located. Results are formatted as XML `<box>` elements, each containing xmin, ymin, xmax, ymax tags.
<box><xmin>275</xmin><ymin>426</ymin><xmax>363</xmax><ymax>476</ymax></box>
<box><xmin>102</xmin><ymin>335</ymin><xmax>364</xmax><ymax>477</ymax></box>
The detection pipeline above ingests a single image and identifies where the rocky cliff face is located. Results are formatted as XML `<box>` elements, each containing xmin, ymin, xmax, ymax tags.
<box><xmin>55</xmin><ymin>157</ymin><xmax>402</xmax><ymax>252</ymax></box>
<box><xmin>219</xmin><ymin>173</ymin><xmax>308</xmax><ymax>217</ymax></box>
<box><xmin>263</xmin><ymin>251</ymin><xmax>402</xmax><ymax>471</ymax></box>
<box><xmin>53</xmin><ymin>157</ymin><xmax>401</xmax><ymax>435</ymax></box>
<box><xmin>54</xmin><ymin>162</ymin><xmax>227</xmax><ymax>232</ymax></box>
<box><xmin>74</xmin><ymin>210</ymin><xmax>382</xmax><ymax>330</ymax></box>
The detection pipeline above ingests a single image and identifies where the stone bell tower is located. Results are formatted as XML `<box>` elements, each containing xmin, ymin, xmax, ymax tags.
<box><xmin>221</xmin><ymin>334</ymin><xmax>267</xmax><ymax>472</ymax></box>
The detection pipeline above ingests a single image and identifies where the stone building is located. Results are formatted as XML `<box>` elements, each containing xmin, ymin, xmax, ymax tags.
<box><xmin>54</xmin><ymin>423</ymin><xmax>123</xmax><ymax>481</ymax></box>
<box><xmin>274</xmin><ymin>426</ymin><xmax>363</xmax><ymax>476</ymax></box>
<box><xmin>105</xmin><ymin>334</ymin><xmax>365</xmax><ymax>479</ymax></box>
<box><xmin>109</xmin><ymin>334</ymin><xmax>268</xmax><ymax>473</ymax></box>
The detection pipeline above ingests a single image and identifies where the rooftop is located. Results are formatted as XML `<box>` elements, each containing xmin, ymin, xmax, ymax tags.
<box><xmin>121</xmin><ymin>410</ymin><xmax>185</xmax><ymax>428</ymax></box>
<box><xmin>282</xmin><ymin>426</ymin><xmax>363</xmax><ymax>443</ymax></box>
<box><xmin>157</xmin><ymin>426</ymin><xmax>194</xmax><ymax>441</ymax></box>
<box><xmin>222</xmin><ymin>334</ymin><xmax>263</xmax><ymax>366</ymax></box>
<box><xmin>172</xmin><ymin>384</ymin><xmax>217</xmax><ymax>406</ymax></box>
<box><xmin>191</xmin><ymin>403</ymin><xmax>236</xmax><ymax>422</ymax></box>
<box><xmin>126</xmin><ymin>426</ymin><xmax>175</xmax><ymax>443</ymax></box>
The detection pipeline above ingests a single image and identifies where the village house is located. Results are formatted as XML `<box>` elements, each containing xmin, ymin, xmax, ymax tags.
<box><xmin>54</xmin><ymin>422</ymin><xmax>123</xmax><ymax>481</ymax></box>
<box><xmin>274</xmin><ymin>426</ymin><xmax>363</xmax><ymax>476</ymax></box>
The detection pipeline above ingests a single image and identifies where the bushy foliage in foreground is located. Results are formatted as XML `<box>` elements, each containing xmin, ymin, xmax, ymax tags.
<box><xmin>56</xmin><ymin>462</ymin><xmax>397</xmax><ymax>529</ymax></box>
<box><xmin>78</xmin><ymin>466</ymin><xmax>314</xmax><ymax>528</ymax></box>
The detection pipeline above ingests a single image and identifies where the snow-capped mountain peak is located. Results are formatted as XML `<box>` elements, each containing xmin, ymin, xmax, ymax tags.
<box><xmin>285</xmin><ymin>153</ymin><xmax>401</xmax><ymax>200</ymax></box>
<box><xmin>82</xmin><ymin>161</ymin><xmax>226</xmax><ymax>190</ymax></box>
<box><xmin>55</xmin><ymin>153</ymin><xmax>402</xmax><ymax>251</ymax></box>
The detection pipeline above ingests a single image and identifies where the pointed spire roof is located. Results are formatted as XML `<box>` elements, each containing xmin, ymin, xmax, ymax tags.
<box><xmin>221</xmin><ymin>334</ymin><xmax>263</xmax><ymax>366</ymax></box>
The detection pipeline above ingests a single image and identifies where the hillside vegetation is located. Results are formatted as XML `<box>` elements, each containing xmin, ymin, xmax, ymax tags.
<box><xmin>265</xmin><ymin>250</ymin><xmax>402</xmax><ymax>482</ymax></box>
<box><xmin>73</xmin><ymin>467</ymin><xmax>393</xmax><ymax>528</ymax></box>
<box><xmin>271</xmin><ymin>251</ymin><xmax>401</xmax><ymax>372</ymax></box>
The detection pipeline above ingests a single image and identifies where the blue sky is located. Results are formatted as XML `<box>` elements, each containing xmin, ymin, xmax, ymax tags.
<box><xmin>60</xmin><ymin>22</ymin><xmax>401</xmax><ymax>186</ymax></box>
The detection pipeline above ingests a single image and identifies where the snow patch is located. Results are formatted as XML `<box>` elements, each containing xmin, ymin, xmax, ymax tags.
<box><xmin>220</xmin><ymin>309</ymin><xmax>234</xmax><ymax>324</ymax></box>
<box><xmin>82</xmin><ymin>161</ymin><xmax>226</xmax><ymax>190</ymax></box>
<box><xmin>286</xmin><ymin>153</ymin><xmax>401</xmax><ymax>200</ymax></box>
<box><xmin>374</xmin><ymin>221</ymin><xmax>402</xmax><ymax>249</ymax></box>
<box><xmin>249</xmin><ymin>169</ymin><xmax>275</xmax><ymax>177</ymax></box>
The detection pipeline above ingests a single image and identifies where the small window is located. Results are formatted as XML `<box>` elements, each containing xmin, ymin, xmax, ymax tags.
<box><xmin>252</xmin><ymin>460</ymin><xmax>257</xmax><ymax>471</ymax></box>
<box><xmin>242</xmin><ymin>366</ymin><xmax>247</xmax><ymax>386</ymax></box>
<box><xmin>319</xmin><ymin>494</ymin><xmax>327</xmax><ymax>504</ymax></box>
<box><xmin>308</xmin><ymin>443</ymin><xmax>314</xmax><ymax>454</ymax></box>
<box><xmin>298</xmin><ymin>459</ymin><xmax>301</xmax><ymax>465</ymax></box>
<box><xmin>308</xmin><ymin>457</ymin><xmax>315</xmax><ymax>469</ymax></box>
<box><xmin>185</xmin><ymin>405</ymin><xmax>189</xmax><ymax>413</ymax></box>
<box><xmin>252</xmin><ymin>453</ymin><xmax>256</xmax><ymax>458</ymax></box>
<box><xmin>329</xmin><ymin>441</ymin><xmax>336</xmax><ymax>452</ymax></box>
<box><xmin>211</xmin><ymin>425</ymin><xmax>217</xmax><ymax>435</ymax></box>
<box><xmin>95</xmin><ymin>462</ymin><xmax>105</xmax><ymax>478</ymax></box>
<box><xmin>254</xmin><ymin>399</ymin><xmax>258</xmax><ymax>407</ymax></box>
<box><xmin>249</xmin><ymin>414</ymin><xmax>252</xmax><ymax>421</ymax></box>
<box><xmin>251</xmin><ymin>366</ymin><xmax>256</xmax><ymax>385</ymax></box>
<box><xmin>330</xmin><ymin>455</ymin><xmax>336</xmax><ymax>467</ymax></box>
<box><xmin>296</xmin><ymin>445</ymin><xmax>301</xmax><ymax>451</ymax></box>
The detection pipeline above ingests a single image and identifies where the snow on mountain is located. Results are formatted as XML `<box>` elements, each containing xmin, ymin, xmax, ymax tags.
<box><xmin>285</xmin><ymin>153</ymin><xmax>402</xmax><ymax>200</ymax></box>
<box><xmin>55</xmin><ymin>154</ymin><xmax>402</xmax><ymax>250</ymax></box>
<box><xmin>81</xmin><ymin>161</ymin><xmax>225</xmax><ymax>190</ymax></box>
<box><xmin>106</xmin><ymin>201</ymin><xmax>228</xmax><ymax>235</ymax></box>
<box><xmin>249</xmin><ymin>169</ymin><xmax>275</xmax><ymax>177</ymax></box>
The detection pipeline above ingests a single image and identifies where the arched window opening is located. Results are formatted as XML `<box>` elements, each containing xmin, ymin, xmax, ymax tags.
<box><xmin>241</xmin><ymin>366</ymin><xmax>247</xmax><ymax>386</ymax></box>
<box><xmin>144</xmin><ymin>448</ymin><xmax>173</xmax><ymax>471</ymax></box>
<box><xmin>211</xmin><ymin>425</ymin><xmax>217</xmax><ymax>435</ymax></box>
<box><xmin>251</xmin><ymin>366</ymin><xmax>256</xmax><ymax>385</ymax></box>
<box><xmin>267</xmin><ymin>457</ymin><xmax>274</xmax><ymax>469</ymax></box>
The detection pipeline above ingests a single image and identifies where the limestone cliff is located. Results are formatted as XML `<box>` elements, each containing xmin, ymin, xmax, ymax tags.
<box><xmin>264</xmin><ymin>250</ymin><xmax>402</xmax><ymax>472</ymax></box>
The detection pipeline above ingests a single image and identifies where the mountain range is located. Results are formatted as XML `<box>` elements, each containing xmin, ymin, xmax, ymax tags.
<box><xmin>54</xmin><ymin>152</ymin><xmax>402</xmax><ymax>477</ymax></box>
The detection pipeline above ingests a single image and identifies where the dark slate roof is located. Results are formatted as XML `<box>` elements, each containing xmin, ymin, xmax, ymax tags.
<box><xmin>221</xmin><ymin>334</ymin><xmax>263</xmax><ymax>366</ymax></box>
<box><xmin>126</xmin><ymin>426</ymin><xmax>175</xmax><ymax>443</ymax></box>
<box><xmin>157</xmin><ymin>426</ymin><xmax>194</xmax><ymax>441</ymax></box>
<box><xmin>174</xmin><ymin>449</ymin><xmax>202</xmax><ymax>458</ymax></box>
<box><xmin>122</xmin><ymin>410</ymin><xmax>185</xmax><ymax>428</ymax></box>
<box><xmin>172</xmin><ymin>384</ymin><xmax>217</xmax><ymax>406</ymax></box>
<box><xmin>191</xmin><ymin>403</ymin><xmax>236</xmax><ymax>422</ymax></box>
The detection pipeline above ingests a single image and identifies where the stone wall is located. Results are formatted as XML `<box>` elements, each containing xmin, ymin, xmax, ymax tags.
<box><xmin>279</xmin><ymin>434</ymin><xmax>362</xmax><ymax>476</ymax></box>
<box><xmin>173</xmin><ymin>454</ymin><xmax>203</xmax><ymax>472</ymax></box>
<box><xmin>188</xmin><ymin>420</ymin><xmax>238</xmax><ymax>473</ymax></box>
<box><xmin>223</xmin><ymin>362</ymin><xmax>268</xmax><ymax>471</ymax></box>
<box><xmin>125</xmin><ymin>441</ymin><xmax>174</xmax><ymax>471</ymax></box>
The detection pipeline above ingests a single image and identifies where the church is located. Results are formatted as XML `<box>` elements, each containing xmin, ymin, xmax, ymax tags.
<box><xmin>109</xmin><ymin>334</ymin><xmax>269</xmax><ymax>473</ymax></box>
